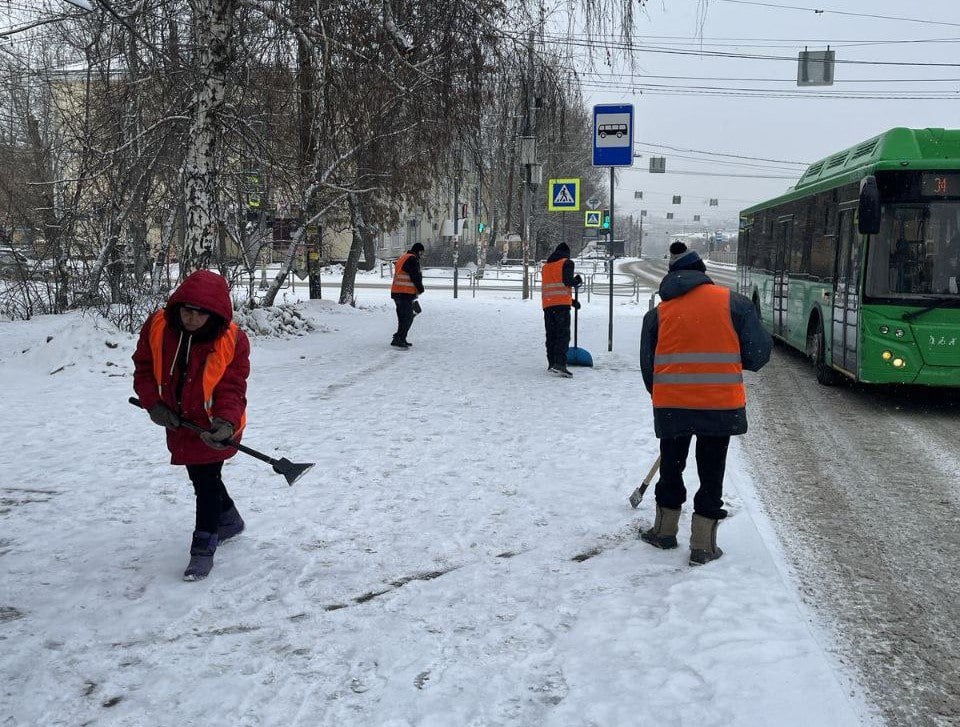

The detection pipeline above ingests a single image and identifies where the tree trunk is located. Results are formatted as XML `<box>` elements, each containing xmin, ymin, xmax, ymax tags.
<box><xmin>259</xmin><ymin>226</ymin><xmax>303</xmax><ymax>307</ymax></box>
<box><xmin>182</xmin><ymin>0</ymin><xmax>236</xmax><ymax>274</ymax></box>
<box><xmin>339</xmin><ymin>193</ymin><xmax>374</xmax><ymax>305</ymax></box>
<box><xmin>25</xmin><ymin>114</ymin><xmax>69</xmax><ymax>312</ymax></box>
<box><xmin>153</xmin><ymin>205</ymin><xmax>179</xmax><ymax>295</ymax></box>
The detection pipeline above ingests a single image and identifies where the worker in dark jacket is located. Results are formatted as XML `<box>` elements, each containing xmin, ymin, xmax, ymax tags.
<box><xmin>132</xmin><ymin>270</ymin><xmax>251</xmax><ymax>581</ymax></box>
<box><xmin>639</xmin><ymin>242</ymin><xmax>771</xmax><ymax>565</ymax></box>
<box><xmin>390</xmin><ymin>242</ymin><xmax>425</xmax><ymax>348</ymax></box>
<box><xmin>541</xmin><ymin>242</ymin><xmax>583</xmax><ymax>377</ymax></box>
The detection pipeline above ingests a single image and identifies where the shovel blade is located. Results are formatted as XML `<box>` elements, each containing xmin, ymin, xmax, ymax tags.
<box><xmin>273</xmin><ymin>458</ymin><xmax>315</xmax><ymax>486</ymax></box>
<box><xmin>628</xmin><ymin>487</ymin><xmax>644</xmax><ymax>509</ymax></box>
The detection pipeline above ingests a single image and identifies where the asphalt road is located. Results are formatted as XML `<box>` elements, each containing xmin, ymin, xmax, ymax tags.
<box><xmin>626</xmin><ymin>257</ymin><xmax>960</xmax><ymax>727</ymax></box>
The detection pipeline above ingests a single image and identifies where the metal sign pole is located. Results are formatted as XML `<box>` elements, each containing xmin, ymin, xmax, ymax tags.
<box><xmin>592</xmin><ymin>101</ymin><xmax>633</xmax><ymax>353</ymax></box>
<box><xmin>608</xmin><ymin>165</ymin><xmax>615</xmax><ymax>352</ymax></box>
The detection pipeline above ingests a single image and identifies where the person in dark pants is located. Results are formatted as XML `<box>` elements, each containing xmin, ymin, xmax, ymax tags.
<box><xmin>132</xmin><ymin>270</ymin><xmax>251</xmax><ymax>581</ymax></box>
<box><xmin>391</xmin><ymin>242</ymin><xmax>425</xmax><ymax>348</ymax></box>
<box><xmin>639</xmin><ymin>242</ymin><xmax>771</xmax><ymax>565</ymax></box>
<box><xmin>541</xmin><ymin>242</ymin><xmax>582</xmax><ymax>377</ymax></box>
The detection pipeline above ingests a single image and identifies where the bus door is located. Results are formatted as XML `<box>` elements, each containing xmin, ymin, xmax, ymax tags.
<box><xmin>772</xmin><ymin>216</ymin><xmax>793</xmax><ymax>337</ymax></box>
<box><xmin>831</xmin><ymin>207</ymin><xmax>861</xmax><ymax>373</ymax></box>
<box><xmin>737</xmin><ymin>225</ymin><xmax>751</xmax><ymax>295</ymax></box>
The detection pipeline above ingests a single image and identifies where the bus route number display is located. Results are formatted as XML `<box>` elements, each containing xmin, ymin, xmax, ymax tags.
<box><xmin>920</xmin><ymin>172</ymin><xmax>960</xmax><ymax>198</ymax></box>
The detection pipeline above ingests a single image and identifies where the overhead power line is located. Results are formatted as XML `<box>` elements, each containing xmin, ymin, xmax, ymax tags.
<box><xmin>713</xmin><ymin>0</ymin><xmax>960</xmax><ymax>29</ymax></box>
<box><xmin>577</xmin><ymin>71</ymin><xmax>960</xmax><ymax>84</ymax></box>
<box><xmin>541</xmin><ymin>31</ymin><xmax>960</xmax><ymax>50</ymax></box>
<box><xmin>527</xmin><ymin>33</ymin><xmax>960</xmax><ymax>67</ymax></box>
<box><xmin>623</xmin><ymin>168</ymin><xmax>797</xmax><ymax>180</ymax></box>
<box><xmin>634</xmin><ymin>141</ymin><xmax>808</xmax><ymax>166</ymax></box>
<box><xmin>578</xmin><ymin>81</ymin><xmax>960</xmax><ymax>100</ymax></box>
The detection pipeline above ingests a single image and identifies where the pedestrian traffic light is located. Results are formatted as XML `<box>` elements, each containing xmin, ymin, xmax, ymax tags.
<box><xmin>602</xmin><ymin>210</ymin><xmax>610</xmax><ymax>229</ymax></box>
<box><xmin>478</xmin><ymin>222</ymin><xmax>485</xmax><ymax>233</ymax></box>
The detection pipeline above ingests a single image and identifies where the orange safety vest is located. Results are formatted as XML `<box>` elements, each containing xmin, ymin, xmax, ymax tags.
<box><xmin>541</xmin><ymin>259</ymin><xmax>573</xmax><ymax>309</ymax></box>
<box><xmin>652</xmin><ymin>285</ymin><xmax>745</xmax><ymax>410</ymax></box>
<box><xmin>148</xmin><ymin>311</ymin><xmax>247</xmax><ymax>434</ymax></box>
<box><xmin>391</xmin><ymin>253</ymin><xmax>418</xmax><ymax>295</ymax></box>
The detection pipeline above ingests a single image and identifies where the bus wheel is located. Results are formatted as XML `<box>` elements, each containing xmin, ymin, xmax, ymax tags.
<box><xmin>808</xmin><ymin>317</ymin><xmax>838</xmax><ymax>386</ymax></box>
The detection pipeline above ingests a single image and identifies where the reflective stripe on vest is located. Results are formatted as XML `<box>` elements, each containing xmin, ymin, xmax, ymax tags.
<box><xmin>541</xmin><ymin>259</ymin><xmax>572</xmax><ymax>308</ymax></box>
<box><xmin>391</xmin><ymin>253</ymin><xmax>418</xmax><ymax>295</ymax></box>
<box><xmin>652</xmin><ymin>285</ymin><xmax>746</xmax><ymax>410</ymax></box>
<box><xmin>148</xmin><ymin>311</ymin><xmax>247</xmax><ymax>434</ymax></box>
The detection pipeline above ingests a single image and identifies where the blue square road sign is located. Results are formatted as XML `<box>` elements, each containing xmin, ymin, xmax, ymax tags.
<box><xmin>593</xmin><ymin>104</ymin><xmax>634</xmax><ymax>167</ymax></box>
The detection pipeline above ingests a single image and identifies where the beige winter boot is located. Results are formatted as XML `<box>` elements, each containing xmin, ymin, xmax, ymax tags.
<box><xmin>689</xmin><ymin>513</ymin><xmax>723</xmax><ymax>566</ymax></box>
<box><xmin>640</xmin><ymin>505</ymin><xmax>681</xmax><ymax>549</ymax></box>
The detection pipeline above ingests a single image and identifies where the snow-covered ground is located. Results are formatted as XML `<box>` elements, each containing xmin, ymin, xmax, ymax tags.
<box><xmin>0</xmin><ymin>279</ymin><xmax>877</xmax><ymax>726</ymax></box>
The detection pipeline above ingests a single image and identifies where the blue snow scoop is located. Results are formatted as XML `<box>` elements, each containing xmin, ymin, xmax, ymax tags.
<box><xmin>567</xmin><ymin>286</ymin><xmax>593</xmax><ymax>367</ymax></box>
<box><xmin>129</xmin><ymin>397</ymin><xmax>314</xmax><ymax>485</ymax></box>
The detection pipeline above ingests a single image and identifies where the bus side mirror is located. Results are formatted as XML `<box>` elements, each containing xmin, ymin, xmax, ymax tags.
<box><xmin>858</xmin><ymin>176</ymin><xmax>881</xmax><ymax>235</ymax></box>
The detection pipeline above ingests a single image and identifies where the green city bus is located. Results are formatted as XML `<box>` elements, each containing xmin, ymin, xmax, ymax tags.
<box><xmin>737</xmin><ymin>127</ymin><xmax>960</xmax><ymax>386</ymax></box>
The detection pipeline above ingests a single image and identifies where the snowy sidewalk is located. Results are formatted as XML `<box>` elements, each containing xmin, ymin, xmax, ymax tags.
<box><xmin>0</xmin><ymin>290</ymin><xmax>875</xmax><ymax>726</ymax></box>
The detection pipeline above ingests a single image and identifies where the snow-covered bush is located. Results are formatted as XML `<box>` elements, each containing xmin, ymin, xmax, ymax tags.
<box><xmin>233</xmin><ymin>303</ymin><xmax>315</xmax><ymax>337</ymax></box>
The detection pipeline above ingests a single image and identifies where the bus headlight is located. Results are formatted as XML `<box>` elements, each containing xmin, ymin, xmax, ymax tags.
<box><xmin>881</xmin><ymin>350</ymin><xmax>893</xmax><ymax>361</ymax></box>
<box><xmin>879</xmin><ymin>325</ymin><xmax>889</xmax><ymax>334</ymax></box>
<box><xmin>894</xmin><ymin>328</ymin><xmax>905</xmax><ymax>338</ymax></box>
<box><xmin>892</xmin><ymin>357</ymin><xmax>906</xmax><ymax>368</ymax></box>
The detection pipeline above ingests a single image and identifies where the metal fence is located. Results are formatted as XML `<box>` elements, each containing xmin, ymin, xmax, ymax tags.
<box><xmin>707</xmin><ymin>251</ymin><xmax>737</xmax><ymax>265</ymax></box>
<box><xmin>584</xmin><ymin>272</ymin><xmax>642</xmax><ymax>302</ymax></box>
<box><xmin>376</xmin><ymin>261</ymin><xmax>645</xmax><ymax>303</ymax></box>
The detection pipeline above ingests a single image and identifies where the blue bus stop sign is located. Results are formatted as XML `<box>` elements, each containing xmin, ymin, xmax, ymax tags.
<box><xmin>593</xmin><ymin>104</ymin><xmax>634</xmax><ymax>167</ymax></box>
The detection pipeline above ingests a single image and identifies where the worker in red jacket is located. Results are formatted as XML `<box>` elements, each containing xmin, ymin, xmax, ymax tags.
<box><xmin>132</xmin><ymin>270</ymin><xmax>251</xmax><ymax>581</ymax></box>
<box><xmin>639</xmin><ymin>243</ymin><xmax>771</xmax><ymax>565</ymax></box>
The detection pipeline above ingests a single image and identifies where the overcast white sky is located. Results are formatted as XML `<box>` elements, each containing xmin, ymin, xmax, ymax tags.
<box><xmin>576</xmin><ymin>0</ymin><xmax>960</xmax><ymax>229</ymax></box>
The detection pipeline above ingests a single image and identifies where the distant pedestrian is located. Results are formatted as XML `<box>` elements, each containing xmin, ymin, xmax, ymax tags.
<box><xmin>541</xmin><ymin>242</ymin><xmax>583</xmax><ymax>377</ymax></box>
<box><xmin>132</xmin><ymin>270</ymin><xmax>250</xmax><ymax>581</ymax></box>
<box><xmin>639</xmin><ymin>242</ymin><xmax>771</xmax><ymax>565</ymax></box>
<box><xmin>391</xmin><ymin>242</ymin><xmax>425</xmax><ymax>349</ymax></box>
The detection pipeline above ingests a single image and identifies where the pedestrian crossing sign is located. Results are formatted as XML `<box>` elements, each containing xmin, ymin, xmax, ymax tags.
<box><xmin>547</xmin><ymin>178</ymin><xmax>581</xmax><ymax>212</ymax></box>
<box><xmin>584</xmin><ymin>210</ymin><xmax>602</xmax><ymax>228</ymax></box>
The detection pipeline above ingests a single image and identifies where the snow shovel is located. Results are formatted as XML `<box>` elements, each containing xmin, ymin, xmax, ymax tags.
<box><xmin>628</xmin><ymin>455</ymin><xmax>661</xmax><ymax>508</ymax></box>
<box><xmin>129</xmin><ymin>397</ymin><xmax>314</xmax><ymax>486</ymax></box>
<box><xmin>567</xmin><ymin>287</ymin><xmax>593</xmax><ymax>367</ymax></box>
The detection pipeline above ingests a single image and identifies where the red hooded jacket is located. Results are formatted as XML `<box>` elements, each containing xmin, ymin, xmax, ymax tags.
<box><xmin>132</xmin><ymin>270</ymin><xmax>250</xmax><ymax>465</ymax></box>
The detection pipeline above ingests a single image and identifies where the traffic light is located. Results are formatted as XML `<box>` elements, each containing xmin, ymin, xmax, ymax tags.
<box><xmin>478</xmin><ymin>222</ymin><xmax>485</xmax><ymax>233</ymax></box>
<box><xmin>602</xmin><ymin>210</ymin><xmax>610</xmax><ymax>229</ymax></box>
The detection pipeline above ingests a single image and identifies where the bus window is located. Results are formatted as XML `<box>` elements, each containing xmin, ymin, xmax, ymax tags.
<box><xmin>931</xmin><ymin>207</ymin><xmax>960</xmax><ymax>294</ymax></box>
<box><xmin>863</xmin><ymin>205</ymin><xmax>960</xmax><ymax>297</ymax></box>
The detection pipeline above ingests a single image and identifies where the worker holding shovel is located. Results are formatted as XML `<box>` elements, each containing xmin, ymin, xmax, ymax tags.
<box><xmin>541</xmin><ymin>242</ymin><xmax>583</xmax><ymax>377</ymax></box>
<box><xmin>132</xmin><ymin>270</ymin><xmax>251</xmax><ymax>581</ymax></box>
<box><xmin>638</xmin><ymin>242</ymin><xmax>771</xmax><ymax>565</ymax></box>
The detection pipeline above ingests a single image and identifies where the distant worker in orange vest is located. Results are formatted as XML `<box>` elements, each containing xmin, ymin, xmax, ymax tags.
<box><xmin>132</xmin><ymin>270</ymin><xmax>251</xmax><ymax>581</ymax></box>
<box><xmin>639</xmin><ymin>242</ymin><xmax>771</xmax><ymax>565</ymax></box>
<box><xmin>390</xmin><ymin>242</ymin><xmax>425</xmax><ymax>349</ymax></box>
<box><xmin>541</xmin><ymin>242</ymin><xmax>583</xmax><ymax>377</ymax></box>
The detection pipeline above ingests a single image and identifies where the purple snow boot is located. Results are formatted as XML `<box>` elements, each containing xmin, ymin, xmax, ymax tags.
<box><xmin>183</xmin><ymin>530</ymin><xmax>218</xmax><ymax>581</ymax></box>
<box><xmin>217</xmin><ymin>505</ymin><xmax>245</xmax><ymax>542</ymax></box>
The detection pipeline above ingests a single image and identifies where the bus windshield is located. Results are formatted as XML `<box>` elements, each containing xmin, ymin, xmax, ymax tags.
<box><xmin>865</xmin><ymin>202</ymin><xmax>960</xmax><ymax>299</ymax></box>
